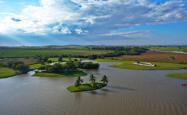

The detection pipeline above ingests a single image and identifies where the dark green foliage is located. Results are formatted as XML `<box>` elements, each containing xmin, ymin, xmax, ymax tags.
<box><xmin>39</xmin><ymin>62</ymin><xmax>77</xmax><ymax>73</ymax></box>
<box><xmin>2</xmin><ymin>61</ymin><xmax>30</xmax><ymax>74</ymax></box>
<box><xmin>89</xmin><ymin>74</ymin><xmax>96</xmax><ymax>87</ymax></box>
<box><xmin>79</xmin><ymin>62</ymin><xmax>99</xmax><ymax>69</ymax></box>
<box><xmin>74</xmin><ymin>76</ymin><xmax>83</xmax><ymax>87</ymax></box>
<box><xmin>101</xmin><ymin>75</ymin><xmax>108</xmax><ymax>85</ymax></box>
<box><xmin>58</xmin><ymin>56</ymin><xmax>63</xmax><ymax>62</ymax></box>
<box><xmin>15</xmin><ymin>64</ymin><xmax>30</xmax><ymax>74</ymax></box>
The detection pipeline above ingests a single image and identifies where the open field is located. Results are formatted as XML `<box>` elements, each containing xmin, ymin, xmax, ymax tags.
<box><xmin>112</xmin><ymin>61</ymin><xmax>187</xmax><ymax>70</ymax></box>
<box><xmin>0</xmin><ymin>68</ymin><xmax>16</xmax><ymax>78</ymax></box>
<box><xmin>0</xmin><ymin>58</ymin><xmax>38</xmax><ymax>66</ymax></box>
<box><xmin>117</xmin><ymin>51</ymin><xmax>187</xmax><ymax>63</ymax></box>
<box><xmin>167</xmin><ymin>73</ymin><xmax>187</xmax><ymax>79</ymax></box>
<box><xmin>0</xmin><ymin>48</ymin><xmax>112</xmax><ymax>58</ymax></box>
<box><xmin>67</xmin><ymin>83</ymin><xmax>106</xmax><ymax>92</ymax></box>
<box><xmin>96</xmin><ymin>58</ymin><xmax>120</xmax><ymax>62</ymax></box>
<box><xmin>29</xmin><ymin>63</ymin><xmax>43</xmax><ymax>69</ymax></box>
<box><xmin>33</xmin><ymin>70</ymin><xmax>87</xmax><ymax>77</ymax></box>
<box><xmin>149</xmin><ymin>46</ymin><xmax>187</xmax><ymax>52</ymax></box>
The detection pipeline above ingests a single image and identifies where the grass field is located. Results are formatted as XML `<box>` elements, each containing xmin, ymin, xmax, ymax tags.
<box><xmin>0</xmin><ymin>48</ymin><xmax>112</xmax><ymax>58</ymax></box>
<box><xmin>33</xmin><ymin>70</ymin><xmax>87</xmax><ymax>77</ymax></box>
<box><xmin>29</xmin><ymin>63</ymin><xmax>43</xmax><ymax>69</ymax></box>
<box><xmin>67</xmin><ymin>83</ymin><xmax>106</xmax><ymax>92</ymax></box>
<box><xmin>167</xmin><ymin>73</ymin><xmax>187</xmax><ymax>79</ymax></box>
<box><xmin>117</xmin><ymin>51</ymin><xmax>187</xmax><ymax>63</ymax></box>
<box><xmin>0</xmin><ymin>68</ymin><xmax>16</xmax><ymax>78</ymax></box>
<box><xmin>96</xmin><ymin>58</ymin><xmax>120</xmax><ymax>62</ymax></box>
<box><xmin>112</xmin><ymin>61</ymin><xmax>187</xmax><ymax>70</ymax></box>
<box><xmin>149</xmin><ymin>47</ymin><xmax>187</xmax><ymax>52</ymax></box>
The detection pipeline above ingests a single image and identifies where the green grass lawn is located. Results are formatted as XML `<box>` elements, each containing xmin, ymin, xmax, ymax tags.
<box><xmin>112</xmin><ymin>61</ymin><xmax>187</xmax><ymax>70</ymax></box>
<box><xmin>0</xmin><ymin>68</ymin><xmax>16</xmax><ymax>78</ymax></box>
<box><xmin>48</xmin><ymin>58</ymin><xmax>59</xmax><ymax>62</ymax></box>
<box><xmin>167</xmin><ymin>73</ymin><xmax>187</xmax><ymax>79</ymax></box>
<box><xmin>0</xmin><ymin>48</ymin><xmax>112</xmax><ymax>58</ymax></box>
<box><xmin>29</xmin><ymin>63</ymin><xmax>43</xmax><ymax>69</ymax></box>
<box><xmin>33</xmin><ymin>70</ymin><xmax>87</xmax><ymax>77</ymax></box>
<box><xmin>96</xmin><ymin>58</ymin><xmax>120</xmax><ymax>62</ymax></box>
<box><xmin>67</xmin><ymin>83</ymin><xmax>106</xmax><ymax>92</ymax></box>
<box><xmin>150</xmin><ymin>47</ymin><xmax>187</xmax><ymax>52</ymax></box>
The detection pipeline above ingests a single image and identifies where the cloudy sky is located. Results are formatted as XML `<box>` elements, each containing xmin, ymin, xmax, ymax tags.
<box><xmin>0</xmin><ymin>0</ymin><xmax>187</xmax><ymax>46</ymax></box>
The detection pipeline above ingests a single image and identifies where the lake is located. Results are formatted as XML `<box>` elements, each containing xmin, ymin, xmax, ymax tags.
<box><xmin>0</xmin><ymin>62</ymin><xmax>187</xmax><ymax>115</ymax></box>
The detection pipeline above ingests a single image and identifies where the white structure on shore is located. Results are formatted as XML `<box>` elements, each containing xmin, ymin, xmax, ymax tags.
<box><xmin>133</xmin><ymin>61</ymin><xmax>156</xmax><ymax>67</ymax></box>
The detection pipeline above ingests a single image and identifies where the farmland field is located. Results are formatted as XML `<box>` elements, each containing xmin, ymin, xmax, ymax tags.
<box><xmin>0</xmin><ymin>47</ymin><xmax>112</xmax><ymax>58</ymax></box>
<box><xmin>117</xmin><ymin>51</ymin><xmax>187</xmax><ymax>63</ymax></box>
<box><xmin>149</xmin><ymin>46</ymin><xmax>187</xmax><ymax>52</ymax></box>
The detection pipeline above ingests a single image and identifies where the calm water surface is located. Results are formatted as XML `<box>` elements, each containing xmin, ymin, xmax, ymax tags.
<box><xmin>0</xmin><ymin>62</ymin><xmax>187</xmax><ymax>115</ymax></box>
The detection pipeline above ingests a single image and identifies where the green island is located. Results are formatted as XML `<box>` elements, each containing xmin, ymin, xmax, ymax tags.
<box><xmin>67</xmin><ymin>74</ymin><xmax>108</xmax><ymax>92</ymax></box>
<box><xmin>34</xmin><ymin>70</ymin><xmax>87</xmax><ymax>77</ymax></box>
<box><xmin>0</xmin><ymin>67</ymin><xmax>16</xmax><ymax>78</ymax></box>
<box><xmin>31</xmin><ymin>58</ymin><xmax>98</xmax><ymax>77</ymax></box>
<box><xmin>67</xmin><ymin>83</ymin><xmax>106</xmax><ymax>92</ymax></box>
<box><xmin>167</xmin><ymin>73</ymin><xmax>187</xmax><ymax>79</ymax></box>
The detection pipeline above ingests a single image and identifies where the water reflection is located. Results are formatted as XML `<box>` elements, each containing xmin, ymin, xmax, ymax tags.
<box><xmin>0</xmin><ymin>62</ymin><xmax>187</xmax><ymax>115</ymax></box>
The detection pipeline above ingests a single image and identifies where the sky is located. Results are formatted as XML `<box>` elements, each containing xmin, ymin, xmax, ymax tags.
<box><xmin>0</xmin><ymin>0</ymin><xmax>187</xmax><ymax>46</ymax></box>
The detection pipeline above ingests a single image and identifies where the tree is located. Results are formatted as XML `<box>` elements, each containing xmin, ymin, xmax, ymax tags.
<box><xmin>101</xmin><ymin>75</ymin><xmax>108</xmax><ymax>85</ymax></box>
<box><xmin>89</xmin><ymin>74</ymin><xmax>96</xmax><ymax>87</ymax></box>
<box><xmin>15</xmin><ymin>64</ymin><xmax>30</xmax><ymax>74</ymax></box>
<box><xmin>80</xmin><ymin>62</ymin><xmax>99</xmax><ymax>69</ymax></box>
<box><xmin>74</xmin><ymin>76</ymin><xmax>83</xmax><ymax>87</ymax></box>
<box><xmin>58</xmin><ymin>56</ymin><xmax>63</xmax><ymax>62</ymax></box>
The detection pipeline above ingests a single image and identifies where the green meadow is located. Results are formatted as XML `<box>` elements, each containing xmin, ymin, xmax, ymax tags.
<box><xmin>112</xmin><ymin>61</ymin><xmax>187</xmax><ymax>70</ymax></box>
<box><xmin>0</xmin><ymin>48</ymin><xmax>112</xmax><ymax>58</ymax></box>
<box><xmin>167</xmin><ymin>73</ymin><xmax>187</xmax><ymax>79</ymax></box>
<box><xmin>0</xmin><ymin>68</ymin><xmax>16</xmax><ymax>78</ymax></box>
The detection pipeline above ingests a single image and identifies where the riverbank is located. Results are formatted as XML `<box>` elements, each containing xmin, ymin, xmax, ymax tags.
<box><xmin>33</xmin><ymin>70</ymin><xmax>87</xmax><ymax>77</ymax></box>
<box><xmin>0</xmin><ymin>67</ymin><xmax>16</xmax><ymax>78</ymax></box>
<box><xmin>112</xmin><ymin>61</ymin><xmax>187</xmax><ymax>70</ymax></box>
<box><xmin>167</xmin><ymin>73</ymin><xmax>187</xmax><ymax>79</ymax></box>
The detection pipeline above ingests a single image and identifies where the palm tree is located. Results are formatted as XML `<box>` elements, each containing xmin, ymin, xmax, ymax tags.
<box><xmin>101</xmin><ymin>75</ymin><xmax>108</xmax><ymax>85</ymax></box>
<box><xmin>74</xmin><ymin>76</ymin><xmax>83</xmax><ymax>87</ymax></box>
<box><xmin>89</xmin><ymin>74</ymin><xmax>96</xmax><ymax>87</ymax></box>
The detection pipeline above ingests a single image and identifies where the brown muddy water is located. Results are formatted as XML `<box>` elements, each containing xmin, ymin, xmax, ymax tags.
<box><xmin>0</xmin><ymin>62</ymin><xmax>187</xmax><ymax>115</ymax></box>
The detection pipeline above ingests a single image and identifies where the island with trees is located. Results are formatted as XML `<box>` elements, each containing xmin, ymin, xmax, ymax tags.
<box><xmin>33</xmin><ymin>58</ymin><xmax>99</xmax><ymax>77</ymax></box>
<box><xmin>67</xmin><ymin>74</ymin><xmax>108</xmax><ymax>92</ymax></box>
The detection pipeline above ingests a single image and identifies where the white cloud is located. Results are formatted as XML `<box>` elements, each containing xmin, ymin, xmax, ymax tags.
<box><xmin>0</xmin><ymin>0</ymin><xmax>187</xmax><ymax>35</ymax></box>
<box><xmin>75</xmin><ymin>28</ymin><xmax>83</xmax><ymax>34</ymax></box>
<box><xmin>100</xmin><ymin>30</ymin><xmax>151</xmax><ymax>38</ymax></box>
